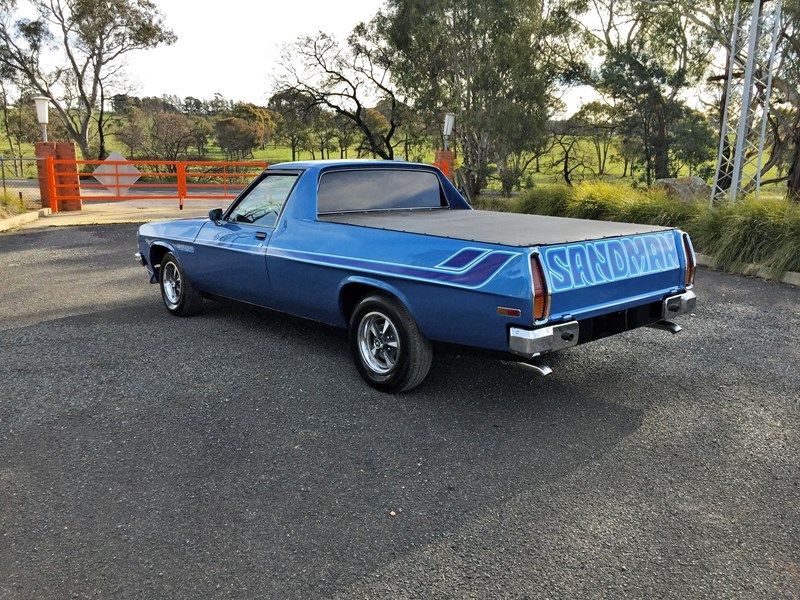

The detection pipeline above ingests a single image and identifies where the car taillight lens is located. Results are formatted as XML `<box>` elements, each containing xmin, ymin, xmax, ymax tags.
<box><xmin>531</xmin><ymin>254</ymin><xmax>550</xmax><ymax>321</ymax></box>
<box><xmin>682</xmin><ymin>233</ymin><xmax>696</xmax><ymax>288</ymax></box>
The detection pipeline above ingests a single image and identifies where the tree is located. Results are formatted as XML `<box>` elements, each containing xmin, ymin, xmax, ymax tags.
<box><xmin>188</xmin><ymin>116</ymin><xmax>212</xmax><ymax>157</ymax></box>
<box><xmin>148</xmin><ymin>111</ymin><xmax>194</xmax><ymax>164</ymax></box>
<box><xmin>332</xmin><ymin>113</ymin><xmax>358</xmax><ymax>158</ymax></box>
<box><xmin>0</xmin><ymin>0</ymin><xmax>175</xmax><ymax>159</ymax></box>
<box><xmin>214</xmin><ymin>117</ymin><xmax>263</xmax><ymax>160</ymax></box>
<box><xmin>572</xmin><ymin>101</ymin><xmax>618</xmax><ymax>176</ymax></box>
<box><xmin>269</xmin><ymin>89</ymin><xmax>314</xmax><ymax>161</ymax></box>
<box><xmin>565</xmin><ymin>0</ymin><xmax>712</xmax><ymax>184</ymax></box>
<box><xmin>638</xmin><ymin>0</ymin><xmax>800</xmax><ymax>200</ymax></box>
<box><xmin>308</xmin><ymin>108</ymin><xmax>336</xmax><ymax>159</ymax></box>
<box><xmin>112</xmin><ymin>105</ymin><xmax>148</xmax><ymax>156</ymax></box>
<box><xmin>232</xmin><ymin>102</ymin><xmax>277</xmax><ymax>149</ymax></box>
<box><xmin>276</xmin><ymin>21</ymin><xmax>405</xmax><ymax>159</ymax></box>
<box><xmin>549</xmin><ymin>118</ymin><xmax>595</xmax><ymax>185</ymax></box>
<box><xmin>668</xmin><ymin>108</ymin><xmax>716</xmax><ymax>177</ymax></box>
<box><xmin>379</xmin><ymin>0</ymin><xmax>557</xmax><ymax>195</ymax></box>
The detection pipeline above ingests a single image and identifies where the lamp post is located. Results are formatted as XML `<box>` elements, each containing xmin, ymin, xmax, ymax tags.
<box><xmin>443</xmin><ymin>112</ymin><xmax>455</xmax><ymax>151</ymax></box>
<box><xmin>32</xmin><ymin>96</ymin><xmax>50</xmax><ymax>143</ymax></box>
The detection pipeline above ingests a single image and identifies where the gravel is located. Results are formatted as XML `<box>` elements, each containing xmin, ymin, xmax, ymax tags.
<box><xmin>0</xmin><ymin>223</ymin><xmax>798</xmax><ymax>599</ymax></box>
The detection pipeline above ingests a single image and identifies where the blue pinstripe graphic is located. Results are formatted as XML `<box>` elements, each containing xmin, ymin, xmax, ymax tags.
<box><xmin>268</xmin><ymin>247</ymin><xmax>520</xmax><ymax>289</ymax></box>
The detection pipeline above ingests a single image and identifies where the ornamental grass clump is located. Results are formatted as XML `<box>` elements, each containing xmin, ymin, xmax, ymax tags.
<box><xmin>764</xmin><ymin>205</ymin><xmax>800</xmax><ymax>275</ymax></box>
<box><xmin>568</xmin><ymin>181</ymin><xmax>634</xmax><ymax>221</ymax></box>
<box><xmin>688</xmin><ymin>198</ymin><xmax>800</xmax><ymax>278</ymax></box>
<box><xmin>481</xmin><ymin>180</ymin><xmax>800</xmax><ymax>278</ymax></box>
<box><xmin>470</xmin><ymin>196</ymin><xmax>518</xmax><ymax>212</ymax></box>
<box><xmin>0</xmin><ymin>191</ymin><xmax>22</xmax><ymax>219</ymax></box>
<box><xmin>516</xmin><ymin>185</ymin><xmax>573</xmax><ymax>216</ymax></box>
<box><xmin>622</xmin><ymin>188</ymin><xmax>703</xmax><ymax>228</ymax></box>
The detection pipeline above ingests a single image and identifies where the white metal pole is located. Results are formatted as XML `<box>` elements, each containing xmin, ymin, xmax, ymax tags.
<box><xmin>729</xmin><ymin>0</ymin><xmax>763</xmax><ymax>203</ymax></box>
<box><xmin>711</xmin><ymin>0</ymin><xmax>742</xmax><ymax>205</ymax></box>
<box><xmin>755</xmin><ymin>0</ymin><xmax>783</xmax><ymax>199</ymax></box>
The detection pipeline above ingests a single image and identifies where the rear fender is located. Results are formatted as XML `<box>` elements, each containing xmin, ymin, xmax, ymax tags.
<box><xmin>338</xmin><ymin>276</ymin><xmax>418</xmax><ymax>326</ymax></box>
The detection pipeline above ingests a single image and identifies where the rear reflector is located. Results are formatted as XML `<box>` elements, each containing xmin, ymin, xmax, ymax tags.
<box><xmin>497</xmin><ymin>307</ymin><xmax>522</xmax><ymax>317</ymax></box>
<box><xmin>682</xmin><ymin>233</ymin><xmax>696</xmax><ymax>287</ymax></box>
<box><xmin>531</xmin><ymin>254</ymin><xmax>551</xmax><ymax>321</ymax></box>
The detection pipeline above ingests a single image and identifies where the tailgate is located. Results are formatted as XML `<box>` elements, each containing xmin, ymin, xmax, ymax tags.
<box><xmin>538</xmin><ymin>229</ymin><xmax>687</xmax><ymax>322</ymax></box>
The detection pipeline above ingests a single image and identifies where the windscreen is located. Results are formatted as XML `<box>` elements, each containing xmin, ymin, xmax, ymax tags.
<box><xmin>317</xmin><ymin>169</ymin><xmax>445</xmax><ymax>214</ymax></box>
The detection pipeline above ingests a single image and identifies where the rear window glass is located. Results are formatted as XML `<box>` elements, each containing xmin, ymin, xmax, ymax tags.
<box><xmin>317</xmin><ymin>169</ymin><xmax>445</xmax><ymax>214</ymax></box>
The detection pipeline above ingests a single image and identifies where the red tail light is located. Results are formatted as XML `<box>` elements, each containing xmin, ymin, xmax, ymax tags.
<box><xmin>531</xmin><ymin>254</ymin><xmax>550</xmax><ymax>321</ymax></box>
<box><xmin>682</xmin><ymin>233</ymin><xmax>696</xmax><ymax>288</ymax></box>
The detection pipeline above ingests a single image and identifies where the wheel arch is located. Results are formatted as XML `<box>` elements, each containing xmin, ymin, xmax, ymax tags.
<box><xmin>148</xmin><ymin>243</ymin><xmax>176</xmax><ymax>283</ymax></box>
<box><xmin>338</xmin><ymin>277</ymin><xmax>417</xmax><ymax>325</ymax></box>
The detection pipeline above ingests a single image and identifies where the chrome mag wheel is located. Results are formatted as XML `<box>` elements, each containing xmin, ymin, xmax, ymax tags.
<box><xmin>357</xmin><ymin>311</ymin><xmax>401</xmax><ymax>375</ymax></box>
<box><xmin>161</xmin><ymin>261</ymin><xmax>182</xmax><ymax>307</ymax></box>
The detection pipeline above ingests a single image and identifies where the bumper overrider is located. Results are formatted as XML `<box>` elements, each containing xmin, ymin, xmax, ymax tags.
<box><xmin>509</xmin><ymin>290</ymin><xmax>696</xmax><ymax>359</ymax></box>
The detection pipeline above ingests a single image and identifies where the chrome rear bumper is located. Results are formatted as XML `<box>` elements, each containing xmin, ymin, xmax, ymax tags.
<box><xmin>509</xmin><ymin>290</ymin><xmax>697</xmax><ymax>359</ymax></box>
<box><xmin>662</xmin><ymin>290</ymin><xmax>696</xmax><ymax>319</ymax></box>
<box><xmin>509</xmin><ymin>321</ymin><xmax>579</xmax><ymax>359</ymax></box>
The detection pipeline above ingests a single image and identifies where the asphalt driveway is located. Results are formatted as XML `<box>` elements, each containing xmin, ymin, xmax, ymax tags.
<box><xmin>0</xmin><ymin>224</ymin><xmax>798</xmax><ymax>599</ymax></box>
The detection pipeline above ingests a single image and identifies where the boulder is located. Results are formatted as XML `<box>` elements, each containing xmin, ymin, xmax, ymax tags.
<box><xmin>651</xmin><ymin>176</ymin><xmax>710</xmax><ymax>202</ymax></box>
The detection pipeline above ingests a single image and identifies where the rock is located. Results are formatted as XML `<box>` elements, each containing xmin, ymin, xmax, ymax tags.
<box><xmin>651</xmin><ymin>176</ymin><xmax>710</xmax><ymax>202</ymax></box>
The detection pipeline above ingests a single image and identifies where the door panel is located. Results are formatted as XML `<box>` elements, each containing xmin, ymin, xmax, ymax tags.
<box><xmin>187</xmin><ymin>172</ymin><xmax>299</xmax><ymax>306</ymax></box>
<box><xmin>191</xmin><ymin>222</ymin><xmax>272</xmax><ymax>305</ymax></box>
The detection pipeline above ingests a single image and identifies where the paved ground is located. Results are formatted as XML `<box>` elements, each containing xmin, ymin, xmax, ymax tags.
<box><xmin>0</xmin><ymin>224</ymin><xmax>798</xmax><ymax>599</ymax></box>
<box><xmin>16</xmin><ymin>198</ymin><xmax>225</xmax><ymax>228</ymax></box>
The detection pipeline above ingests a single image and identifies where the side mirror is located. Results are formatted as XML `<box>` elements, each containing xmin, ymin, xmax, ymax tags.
<box><xmin>208</xmin><ymin>208</ymin><xmax>223</xmax><ymax>223</ymax></box>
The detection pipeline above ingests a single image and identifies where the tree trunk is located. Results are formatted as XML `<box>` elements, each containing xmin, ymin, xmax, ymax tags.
<box><xmin>0</xmin><ymin>92</ymin><xmax>19</xmax><ymax>176</ymax></box>
<box><xmin>788</xmin><ymin>135</ymin><xmax>800</xmax><ymax>202</ymax></box>
<box><xmin>652</xmin><ymin>97</ymin><xmax>670</xmax><ymax>180</ymax></box>
<box><xmin>97</xmin><ymin>85</ymin><xmax>107</xmax><ymax>160</ymax></box>
<box><xmin>622</xmin><ymin>157</ymin><xmax>628</xmax><ymax>178</ymax></box>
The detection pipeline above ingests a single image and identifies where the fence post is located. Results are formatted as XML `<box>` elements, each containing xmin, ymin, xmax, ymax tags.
<box><xmin>177</xmin><ymin>162</ymin><xmax>186</xmax><ymax>210</ymax></box>
<box><xmin>46</xmin><ymin>156</ymin><xmax>57</xmax><ymax>212</ymax></box>
<box><xmin>434</xmin><ymin>150</ymin><xmax>455</xmax><ymax>182</ymax></box>
<box><xmin>1</xmin><ymin>156</ymin><xmax>6</xmax><ymax>196</ymax></box>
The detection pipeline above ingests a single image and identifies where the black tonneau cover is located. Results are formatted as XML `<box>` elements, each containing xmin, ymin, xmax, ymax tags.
<box><xmin>318</xmin><ymin>209</ymin><xmax>671</xmax><ymax>247</ymax></box>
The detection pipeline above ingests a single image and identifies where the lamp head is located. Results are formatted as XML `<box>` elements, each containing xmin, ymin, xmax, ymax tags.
<box><xmin>32</xmin><ymin>96</ymin><xmax>50</xmax><ymax>125</ymax></box>
<box><xmin>443</xmin><ymin>112</ymin><xmax>455</xmax><ymax>137</ymax></box>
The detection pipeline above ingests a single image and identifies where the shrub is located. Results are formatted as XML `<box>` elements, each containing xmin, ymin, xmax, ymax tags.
<box><xmin>476</xmin><ymin>179</ymin><xmax>800</xmax><ymax>279</ymax></box>
<box><xmin>686</xmin><ymin>198</ymin><xmax>800</xmax><ymax>277</ymax></box>
<box><xmin>568</xmin><ymin>181</ymin><xmax>634</xmax><ymax>220</ymax></box>
<box><xmin>623</xmin><ymin>188</ymin><xmax>703</xmax><ymax>227</ymax></box>
<box><xmin>470</xmin><ymin>196</ymin><xmax>519</xmax><ymax>212</ymax></box>
<box><xmin>516</xmin><ymin>185</ymin><xmax>573</xmax><ymax>216</ymax></box>
<box><xmin>0</xmin><ymin>191</ymin><xmax>23</xmax><ymax>218</ymax></box>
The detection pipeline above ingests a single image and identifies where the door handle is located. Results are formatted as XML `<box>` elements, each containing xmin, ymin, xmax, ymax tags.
<box><xmin>255</xmin><ymin>231</ymin><xmax>267</xmax><ymax>240</ymax></box>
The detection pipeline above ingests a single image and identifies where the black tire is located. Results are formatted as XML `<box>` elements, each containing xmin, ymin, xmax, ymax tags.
<box><xmin>158</xmin><ymin>252</ymin><xmax>203</xmax><ymax>316</ymax></box>
<box><xmin>348</xmin><ymin>294</ymin><xmax>433</xmax><ymax>393</ymax></box>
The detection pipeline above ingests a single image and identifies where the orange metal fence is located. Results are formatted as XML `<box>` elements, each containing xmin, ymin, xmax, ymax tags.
<box><xmin>45</xmin><ymin>158</ymin><xmax>268</xmax><ymax>212</ymax></box>
<box><xmin>44</xmin><ymin>158</ymin><xmax>454</xmax><ymax>213</ymax></box>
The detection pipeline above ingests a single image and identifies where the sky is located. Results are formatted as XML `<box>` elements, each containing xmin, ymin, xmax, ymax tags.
<box><xmin>126</xmin><ymin>0</ymin><xmax>385</xmax><ymax>105</ymax></box>
<box><xmin>11</xmin><ymin>0</ymin><xmax>591</xmax><ymax>115</ymax></box>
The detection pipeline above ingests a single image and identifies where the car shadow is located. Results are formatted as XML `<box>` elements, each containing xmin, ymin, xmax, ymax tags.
<box><xmin>2</xmin><ymin>295</ymin><xmax>647</xmax><ymax>599</ymax></box>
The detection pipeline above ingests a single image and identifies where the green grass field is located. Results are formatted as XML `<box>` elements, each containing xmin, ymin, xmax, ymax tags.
<box><xmin>0</xmin><ymin>132</ymin><xmax>790</xmax><ymax>200</ymax></box>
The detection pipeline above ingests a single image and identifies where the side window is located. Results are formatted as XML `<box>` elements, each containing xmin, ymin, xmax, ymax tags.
<box><xmin>228</xmin><ymin>174</ymin><xmax>297</xmax><ymax>227</ymax></box>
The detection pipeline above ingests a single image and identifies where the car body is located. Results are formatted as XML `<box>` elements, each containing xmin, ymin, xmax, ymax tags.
<box><xmin>136</xmin><ymin>160</ymin><xmax>697</xmax><ymax>392</ymax></box>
